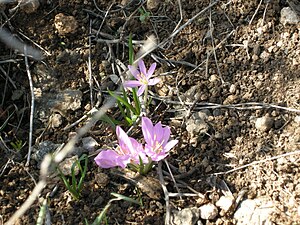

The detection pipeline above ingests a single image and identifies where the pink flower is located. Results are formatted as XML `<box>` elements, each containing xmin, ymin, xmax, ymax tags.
<box><xmin>124</xmin><ymin>60</ymin><xmax>160</xmax><ymax>96</ymax></box>
<box><xmin>142</xmin><ymin>117</ymin><xmax>178</xmax><ymax>161</ymax></box>
<box><xmin>94</xmin><ymin>126</ymin><xmax>147</xmax><ymax>168</ymax></box>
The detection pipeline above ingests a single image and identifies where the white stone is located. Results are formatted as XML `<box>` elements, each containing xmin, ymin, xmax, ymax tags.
<box><xmin>280</xmin><ymin>7</ymin><xmax>300</xmax><ymax>25</ymax></box>
<box><xmin>199</xmin><ymin>203</ymin><xmax>218</xmax><ymax>220</ymax></box>
<box><xmin>260</xmin><ymin>51</ymin><xmax>270</xmax><ymax>60</ymax></box>
<box><xmin>295</xmin><ymin>116</ymin><xmax>300</xmax><ymax>124</ymax></box>
<box><xmin>170</xmin><ymin>207</ymin><xmax>200</xmax><ymax>225</ymax></box>
<box><xmin>229</xmin><ymin>84</ymin><xmax>237</xmax><ymax>93</ymax></box>
<box><xmin>82</xmin><ymin>137</ymin><xmax>98</xmax><ymax>151</ymax></box>
<box><xmin>209</xmin><ymin>75</ymin><xmax>218</xmax><ymax>82</ymax></box>
<box><xmin>234</xmin><ymin>198</ymin><xmax>275</xmax><ymax>225</ymax></box>
<box><xmin>58</xmin><ymin>155</ymin><xmax>79</xmax><ymax>176</ymax></box>
<box><xmin>255</xmin><ymin>116</ymin><xmax>274</xmax><ymax>132</ymax></box>
<box><xmin>216</xmin><ymin>196</ymin><xmax>234</xmax><ymax>212</ymax></box>
<box><xmin>186</xmin><ymin>112</ymin><xmax>209</xmax><ymax>138</ymax></box>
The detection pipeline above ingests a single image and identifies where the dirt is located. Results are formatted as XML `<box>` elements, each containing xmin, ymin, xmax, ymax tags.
<box><xmin>0</xmin><ymin>0</ymin><xmax>300</xmax><ymax>224</ymax></box>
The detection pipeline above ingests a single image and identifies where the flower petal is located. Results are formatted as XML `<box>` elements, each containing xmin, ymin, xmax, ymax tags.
<box><xmin>153</xmin><ymin>122</ymin><xmax>166</xmax><ymax>143</ymax></box>
<box><xmin>124</xmin><ymin>80</ymin><xmax>142</xmax><ymax>88</ymax></box>
<box><xmin>137</xmin><ymin>85</ymin><xmax>146</xmax><ymax>96</ymax></box>
<box><xmin>130</xmin><ymin>137</ymin><xmax>142</xmax><ymax>148</ymax></box>
<box><xmin>146</xmin><ymin>63</ymin><xmax>157</xmax><ymax>79</ymax></box>
<box><xmin>163</xmin><ymin>139</ymin><xmax>178</xmax><ymax>152</ymax></box>
<box><xmin>94</xmin><ymin>150</ymin><xmax>130</xmax><ymax>168</ymax></box>
<box><xmin>116</xmin><ymin>126</ymin><xmax>134</xmax><ymax>155</ymax></box>
<box><xmin>151</xmin><ymin>153</ymin><xmax>168</xmax><ymax>161</ymax></box>
<box><xmin>116</xmin><ymin>155</ymin><xmax>132</xmax><ymax>168</ymax></box>
<box><xmin>161</xmin><ymin>126</ymin><xmax>171</xmax><ymax>146</ymax></box>
<box><xmin>142</xmin><ymin>117</ymin><xmax>154</xmax><ymax>145</ymax></box>
<box><xmin>130</xmin><ymin>138</ymin><xmax>149</xmax><ymax>164</ymax></box>
<box><xmin>138</xmin><ymin>60</ymin><xmax>147</xmax><ymax>77</ymax></box>
<box><xmin>128</xmin><ymin>65</ymin><xmax>140</xmax><ymax>80</ymax></box>
<box><xmin>148</xmin><ymin>77</ymin><xmax>160</xmax><ymax>86</ymax></box>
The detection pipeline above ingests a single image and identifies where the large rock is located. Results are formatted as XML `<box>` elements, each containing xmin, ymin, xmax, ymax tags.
<box><xmin>234</xmin><ymin>198</ymin><xmax>275</xmax><ymax>225</ymax></box>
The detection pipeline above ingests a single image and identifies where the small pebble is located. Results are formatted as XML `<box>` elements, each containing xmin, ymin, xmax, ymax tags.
<box><xmin>199</xmin><ymin>203</ymin><xmax>218</xmax><ymax>220</ymax></box>
<box><xmin>82</xmin><ymin>137</ymin><xmax>98</xmax><ymax>151</ymax></box>
<box><xmin>170</xmin><ymin>207</ymin><xmax>200</xmax><ymax>225</ymax></box>
<box><xmin>54</xmin><ymin>13</ymin><xmax>78</xmax><ymax>35</ymax></box>
<box><xmin>93</xmin><ymin>196</ymin><xmax>104</xmax><ymax>206</ymax></box>
<box><xmin>216</xmin><ymin>196</ymin><xmax>234</xmax><ymax>213</ymax></box>
<box><xmin>280</xmin><ymin>7</ymin><xmax>300</xmax><ymax>25</ymax></box>
<box><xmin>147</xmin><ymin>0</ymin><xmax>160</xmax><ymax>10</ymax></box>
<box><xmin>95</xmin><ymin>172</ymin><xmax>109</xmax><ymax>187</ymax></box>
<box><xmin>295</xmin><ymin>116</ymin><xmax>300</xmax><ymax>124</ymax></box>
<box><xmin>58</xmin><ymin>155</ymin><xmax>79</xmax><ymax>176</ymax></box>
<box><xmin>186</xmin><ymin>112</ymin><xmax>209</xmax><ymax>138</ymax></box>
<box><xmin>50</xmin><ymin>113</ymin><xmax>62</xmax><ymax>128</ymax></box>
<box><xmin>209</xmin><ymin>75</ymin><xmax>218</xmax><ymax>82</ymax></box>
<box><xmin>229</xmin><ymin>84</ymin><xmax>237</xmax><ymax>93</ymax></box>
<box><xmin>255</xmin><ymin>116</ymin><xmax>274</xmax><ymax>132</ymax></box>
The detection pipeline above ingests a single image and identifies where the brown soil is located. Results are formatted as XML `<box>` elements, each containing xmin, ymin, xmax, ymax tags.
<box><xmin>1</xmin><ymin>0</ymin><xmax>300</xmax><ymax>224</ymax></box>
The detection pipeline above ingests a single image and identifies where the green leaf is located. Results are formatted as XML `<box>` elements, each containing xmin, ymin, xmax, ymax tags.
<box><xmin>111</xmin><ymin>193</ymin><xmax>141</xmax><ymax>205</ymax></box>
<box><xmin>138</xmin><ymin>155</ymin><xmax>145</xmax><ymax>175</ymax></box>
<box><xmin>99</xmin><ymin>113</ymin><xmax>120</xmax><ymax>130</ymax></box>
<box><xmin>132</xmin><ymin>88</ymin><xmax>141</xmax><ymax>116</ymax></box>
<box><xmin>91</xmin><ymin>200</ymin><xmax>113</xmax><ymax>225</ymax></box>
<box><xmin>77</xmin><ymin>154</ymin><xmax>88</xmax><ymax>192</ymax></box>
<box><xmin>84</xmin><ymin>218</ymin><xmax>90</xmax><ymax>225</ymax></box>
<box><xmin>108</xmin><ymin>89</ymin><xmax>137</xmax><ymax>115</ymax></box>
<box><xmin>124</xmin><ymin>116</ymin><xmax>133</xmax><ymax>126</ymax></box>
<box><xmin>57</xmin><ymin>167</ymin><xmax>79</xmax><ymax>200</ymax></box>
<box><xmin>138</xmin><ymin>8</ymin><xmax>150</xmax><ymax>23</ymax></box>
<box><xmin>143</xmin><ymin>157</ymin><xmax>154</xmax><ymax>174</ymax></box>
<box><xmin>71</xmin><ymin>160</ymin><xmax>78</xmax><ymax>190</ymax></box>
<box><xmin>56</xmin><ymin>154</ymin><xmax>89</xmax><ymax>201</ymax></box>
<box><xmin>117</xmin><ymin>101</ymin><xmax>128</xmax><ymax>120</ymax></box>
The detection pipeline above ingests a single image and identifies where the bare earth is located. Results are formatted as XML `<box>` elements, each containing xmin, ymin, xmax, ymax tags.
<box><xmin>0</xmin><ymin>0</ymin><xmax>300</xmax><ymax>224</ymax></box>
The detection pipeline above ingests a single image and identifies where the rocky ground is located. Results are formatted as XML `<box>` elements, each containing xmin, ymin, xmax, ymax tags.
<box><xmin>0</xmin><ymin>0</ymin><xmax>300</xmax><ymax>224</ymax></box>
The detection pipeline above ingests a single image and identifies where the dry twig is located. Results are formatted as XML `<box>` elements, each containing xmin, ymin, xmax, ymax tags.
<box><xmin>208</xmin><ymin>1</ymin><xmax>224</xmax><ymax>83</ymax></box>
<box><xmin>24</xmin><ymin>46</ymin><xmax>34</xmax><ymax>167</ymax></box>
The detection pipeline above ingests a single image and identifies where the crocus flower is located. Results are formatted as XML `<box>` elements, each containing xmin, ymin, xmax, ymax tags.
<box><xmin>142</xmin><ymin>117</ymin><xmax>178</xmax><ymax>161</ymax></box>
<box><xmin>94</xmin><ymin>126</ymin><xmax>147</xmax><ymax>168</ymax></box>
<box><xmin>124</xmin><ymin>60</ymin><xmax>160</xmax><ymax>96</ymax></box>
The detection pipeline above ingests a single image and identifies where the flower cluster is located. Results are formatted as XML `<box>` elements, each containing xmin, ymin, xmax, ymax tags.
<box><xmin>94</xmin><ymin>59</ymin><xmax>178</xmax><ymax>173</ymax></box>
<box><xmin>94</xmin><ymin>117</ymin><xmax>178</xmax><ymax>169</ymax></box>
